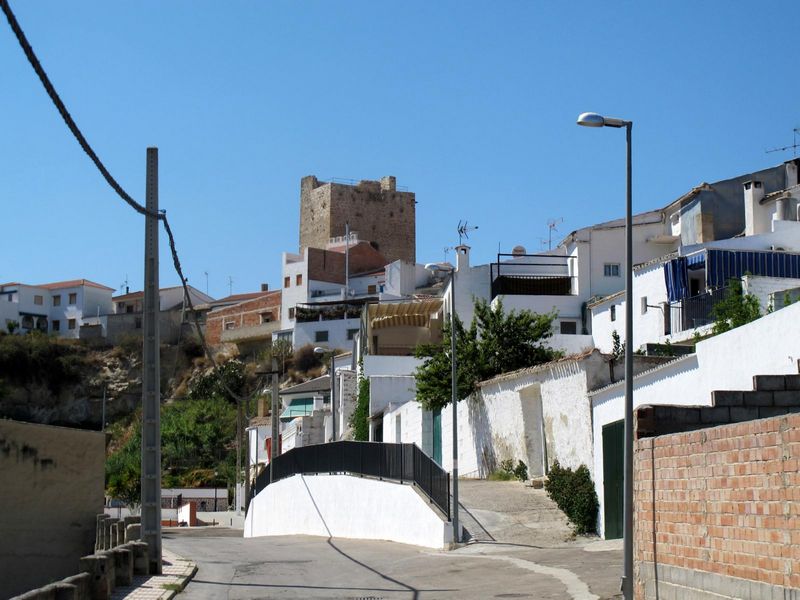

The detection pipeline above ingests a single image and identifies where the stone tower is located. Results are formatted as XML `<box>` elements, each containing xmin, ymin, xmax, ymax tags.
<box><xmin>299</xmin><ymin>175</ymin><xmax>416</xmax><ymax>264</ymax></box>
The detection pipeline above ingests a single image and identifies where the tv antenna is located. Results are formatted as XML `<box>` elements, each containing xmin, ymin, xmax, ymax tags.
<box><xmin>457</xmin><ymin>220</ymin><xmax>479</xmax><ymax>245</ymax></box>
<box><xmin>120</xmin><ymin>274</ymin><xmax>129</xmax><ymax>294</ymax></box>
<box><xmin>204</xmin><ymin>271</ymin><xmax>209</xmax><ymax>295</ymax></box>
<box><xmin>227</xmin><ymin>275</ymin><xmax>234</xmax><ymax>296</ymax></box>
<box><xmin>766</xmin><ymin>128</ymin><xmax>800</xmax><ymax>157</ymax></box>
<box><xmin>443</xmin><ymin>246</ymin><xmax>452</xmax><ymax>262</ymax></box>
<box><xmin>547</xmin><ymin>218</ymin><xmax>563</xmax><ymax>249</ymax></box>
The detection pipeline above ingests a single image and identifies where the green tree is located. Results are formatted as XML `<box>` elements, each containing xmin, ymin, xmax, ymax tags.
<box><xmin>187</xmin><ymin>359</ymin><xmax>245</xmax><ymax>403</ymax></box>
<box><xmin>414</xmin><ymin>298</ymin><xmax>561</xmax><ymax>411</ymax></box>
<box><xmin>350</xmin><ymin>366</ymin><xmax>370</xmax><ymax>441</ymax></box>
<box><xmin>711</xmin><ymin>279</ymin><xmax>761</xmax><ymax>335</ymax></box>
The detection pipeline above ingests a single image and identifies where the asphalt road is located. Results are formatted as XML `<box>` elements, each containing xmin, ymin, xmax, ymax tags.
<box><xmin>164</xmin><ymin>528</ymin><xmax>623</xmax><ymax>600</ymax></box>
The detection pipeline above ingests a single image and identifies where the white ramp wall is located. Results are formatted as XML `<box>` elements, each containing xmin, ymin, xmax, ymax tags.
<box><xmin>244</xmin><ymin>474</ymin><xmax>453</xmax><ymax>549</ymax></box>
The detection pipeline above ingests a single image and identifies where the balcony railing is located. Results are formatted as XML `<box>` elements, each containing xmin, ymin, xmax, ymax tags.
<box><xmin>490</xmin><ymin>253</ymin><xmax>576</xmax><ymax>299</ymax></box>
<box><xmin>251</xmin><ymin>441</ymin><xmax>450</xmax><ymax>519</ymax></box>
<box><xmin>668</xmin><ymin>286</ymin><xmax>729</xmax><ymax>334</ymax></box>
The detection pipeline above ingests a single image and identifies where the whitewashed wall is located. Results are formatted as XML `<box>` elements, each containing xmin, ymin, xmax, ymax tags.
<box><xmin>591</xmin><ymin>300</ymin><xmax>800</xmax><ymax>538</ymax></box>
<box><xmin>244</xmin><ymin>474</ymin><xmax>454</xmax><ymax>548</ymax></box>
<box><xmin>742</xmin><ymin>275</ymin><xmax>800</xmax><ymax>313</ymax></box>
<box><xmin>280</xmin><ymin>251</ymin><xmax>307</xmax><ymax>331</ymax></box>
<box><xmin>363</xmin><ymin>355</ymin><xmax>422</xmax><ymax>377</ymax></box>
<box><xmin>368</xmin><ymin>376</ymin><xmax>416</xmax><ymax>420</ymax></box>
<box><xmin>293</xmin><ymin>317</ymin><xmax>359</xmax><ymax>352</ymax></box>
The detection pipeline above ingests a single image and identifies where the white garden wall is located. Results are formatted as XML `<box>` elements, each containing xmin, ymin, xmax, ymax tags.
<box><xmin>244</xmin><ymin>474</ymin><xmax>454</xmax><ymax>549</ymax></box>
<box><xmin>591</xmin><ymin>300</ymin><xmax>800</xmax><ymax>538</ymax></box>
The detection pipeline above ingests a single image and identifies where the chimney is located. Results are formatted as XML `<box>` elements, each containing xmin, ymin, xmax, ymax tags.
<box><xmin>380</xmin><ymin>176</ymin><xmax>396</xmax><ymax>192</ymax></box>
<box><xmin>455</xmin><ymin>245</ymin><xmax>470</xmax><ymax>272</ymax></box>
<box><xmin>260</xmin><ymin>283</ymin><xmax>269</xmax><ymax>292</ymax></box>
<box><xmin>743</xmin><ymin>180</ymin><xmax>766</xmax><ymax>236</ymax></box>
<box><xmin>786</xmin><ymin>160</ymin><xmax>799</xmax><ymax>188</ymax></box>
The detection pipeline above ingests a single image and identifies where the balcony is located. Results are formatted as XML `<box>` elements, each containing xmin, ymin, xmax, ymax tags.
<box><xmin>667</xmin><ymin>287</ymin><xmax>728</xmax><ymax>334</ymax></box>
<box><xmin>490</xmin><ymin>253</ymin><xmax>576</xmax><ymax>299</ymax></box>
<box><xmin>296</xmin><ymin>302</ymin><xmax>364</xmax><ymax>323</ymax></box>
<box><xmin>221</xmin><ymin>321</ymin><xmax>280</xmax><ymax>343</ymax></box>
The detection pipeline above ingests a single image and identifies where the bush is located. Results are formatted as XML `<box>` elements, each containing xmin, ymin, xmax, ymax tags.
<box><xmin>293</xmin><ymin>344</ymin><xmax>322</xmax><ymax>374</ymax></box>
<box><xmin>0</xmin><ymin>331</ymin><xmax>84</xmax><ymax>393</ymax></box>
<box><xmin>544</xmin><ymin>461</ymin><xmax>599</xmax><ymax>534</ymax></box>
<box><xmin>350</xmin><ymin>369</ymin><xmax>370</xmax><ymax>441</ymax></box>
<box><xmin>489</xmin><ymin>458</ymin><xmax>528</xmax><ymax>482</ymax></box>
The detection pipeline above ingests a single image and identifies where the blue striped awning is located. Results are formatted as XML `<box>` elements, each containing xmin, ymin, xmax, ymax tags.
<box><xmin>706</xmin><ymin>250</ymin><xmax>800</xmax><ymax>288</ymax></box>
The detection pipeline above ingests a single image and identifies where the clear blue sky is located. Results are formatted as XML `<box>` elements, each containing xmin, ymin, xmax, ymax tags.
<box><xmin>3</xmin><ymin>1</ymin><xmax>799</xmax><ymax>299</ymax></box>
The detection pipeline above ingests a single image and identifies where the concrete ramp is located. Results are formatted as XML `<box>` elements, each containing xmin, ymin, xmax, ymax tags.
<box><xmin>245</xmin><ymin>474</ymin><xmax>454</xmax><ymax>549</ymax></box>
<box><xmin>457</xmin><ymin>480</ymin><xmax>573</xmax><ymax>546</ymax></box>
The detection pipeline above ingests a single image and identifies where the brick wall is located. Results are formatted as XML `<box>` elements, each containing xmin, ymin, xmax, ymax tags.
<box><xmin>206</xmin><ymin>292</ymin><xmax>281</xmax><ymax>345</ymax></box>
<box><xmin>634</xmin><ymin>413</ymin><xmax>800</xmax><ymax>599</ymax></box>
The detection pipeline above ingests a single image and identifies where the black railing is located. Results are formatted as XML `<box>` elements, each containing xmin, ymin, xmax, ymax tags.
<box><xmin>251</xmin><ymin>441</ymin><xmax>450</xmax><ymax>520</ymax></box>
<box><xmin>490</xmin><ymin>253</ymin><xmax>576</xmax><ymax>299</ymax></box>
<box><xmin>668</xmin><ymin>286</ymin><xmax>729</xmax><ymax>333</ymax></box>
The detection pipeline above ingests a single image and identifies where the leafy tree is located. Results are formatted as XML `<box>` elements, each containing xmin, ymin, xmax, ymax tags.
<box><xmin>350</xmin><ymin>366</ymin><xmax>370</xmax><ymax>441</ymax></box>
<box><xmin>187</xmin><ymin>359</ymin><xmax>245</xmax><ymax>403</ymax></box>
<box><xmin>414</xmin><ymin>298</ymin><xmax>561</xmax><ymax>411</ymax></box>
<box><xmin>711</xmin><ymin>279</ymin><xmax>761</xmax><ymax>335</ymax></box>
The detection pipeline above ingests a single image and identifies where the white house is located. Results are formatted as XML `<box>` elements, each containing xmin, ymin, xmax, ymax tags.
<box><xmin>0</xmin><ymin>279</ymin><xmax>114</xmax><ymax>338</ymax></box>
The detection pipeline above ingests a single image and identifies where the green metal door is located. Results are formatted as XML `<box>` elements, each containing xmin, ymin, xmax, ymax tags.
<box><xmin>602</xmin><ymin>420</ymin><xmax>624</xmax><ymax>539</ymax></box>
<box><xmin>432</xmin><ymin>408</ymin><xmax>442</xmax><ymax>466</ymax></box>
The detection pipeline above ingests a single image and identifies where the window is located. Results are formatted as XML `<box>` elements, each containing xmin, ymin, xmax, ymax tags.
<box><xmin>367</xmin><ymin>284</ymin><xmax>377</xmax><ymax>294</ymax></box>
<box><xmin>296</xmin><ymin>274</ymin><xmax>303</xmax><ymax>286</ymax></box>
<box><xmin>260</xmin><ymin>313</ymin><xmax>272</xmax><ymax>324</ymax></box>
<box><xmin>68</xmin><ymin>293</ymin><xmax>77</xmax><ymax>304</ymax></box>
<box><xmin>126</xmin><ymin>305</ymin><xmax>134</xmax><ymax>314</ymax></box>
<box><xmin>68</xmin><ymin>318</ymin><xmax>76</xmax><ymax>330</ymax></box>
<box><xmin>284</xmin><ymin>276</ymin><xmax>290</xmax><ymax>288</ymax></box>
<box><xmin>347</xmin><ymin>328</ymin><xmax>359</xmax><ymax>340</ymax></box>
<box><xmin>288</xmin><ymin>307</ymin><xmax>295</xmax><ymax>320</ymax></box>
<box><xmin>52</xmin><ymin>320</ymin><xmax>60</xmax><ymax>332</ymax></box>
<box><xmin>315</xmin><ymin>330</ymin><xmax>329</xmax><ymax>343</ymax></box>
<box><xmin>34</xmin><ymin>295</ymin><xmax>44</xmax><ymax>305</ymax></box>
<box><xmin>560</xmin><ymin>321</ymin><xmax>577</xmax><ymax>335</ymax></box>
<box><xmin>641</xmin><ymin>296</ymin><xmax>648</xmax><ymax>315</ymax></box>
<box><xmin>610</xmin><ymin>305</ymin><xmax>616</xmax><ymax>321</ymax></box>
<box><xmin>134</xmin><ymin>316</ymin><xmax>142</xmax><ymax>329</ymax></box>
<box><xmin>225</xmin><ymin>321</ymin><xmax>236</xmax><ymax>330</ymax></box>
<box><xmin>604</xmin><ymin>263</ymin><xmax>621</xmax><ymax>277</ymax></box>
<box><xmin>53</xmin><ymin>295</ymin><xmax>61</xmax><ymax>307</ymax></box>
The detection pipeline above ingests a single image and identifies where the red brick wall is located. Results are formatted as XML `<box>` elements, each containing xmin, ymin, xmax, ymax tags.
<box><xmin>206</xmin><ymin>291</ymin><xmax>281</xmax><ymax>345</ymax></box>
<box><xmin>634</xmin><ymin>413</ymin><xmax>800</xmax><ymax>597</ymax></box>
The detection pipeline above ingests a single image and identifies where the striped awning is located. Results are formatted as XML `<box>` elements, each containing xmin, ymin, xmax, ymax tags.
<box><xmin>368</xmin><ymin>299</ymin><xmax>443</xmax><ymax>330</ymax></box>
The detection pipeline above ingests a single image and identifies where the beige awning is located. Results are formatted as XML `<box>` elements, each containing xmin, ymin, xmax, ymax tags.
<box><xmin>368</xmin><ymin>299</ymin><xmax>443</xmax><ymax>330</ymax></box>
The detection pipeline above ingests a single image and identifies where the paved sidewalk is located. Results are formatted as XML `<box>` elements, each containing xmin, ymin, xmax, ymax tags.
<box><xmin>110</xmin><ymin>548</ymin><xmax>197</xmax><ymax>600</ymax></box>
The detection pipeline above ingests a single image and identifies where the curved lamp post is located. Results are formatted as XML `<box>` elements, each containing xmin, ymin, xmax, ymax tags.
<box><xmin>424</xmin><ymin>262</ymin><xmax>459</xmax><ymax>544</ymax></box>
<box><xmin>577</xmin><ymin>111</ymin><xmax>634</xmax><ymax>600</ymax></box>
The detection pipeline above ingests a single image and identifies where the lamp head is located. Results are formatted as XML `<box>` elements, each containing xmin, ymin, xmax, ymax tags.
<box><xmin>424</xmin><ymin>262</ymin><xmax>454</xmax><ymax>273</ymax></box>
<box><xmin>313</xmin><ymin>346</ymin><xmax>328</xmax><ymax>355</ymax></box>
<box><xmin>576</xmin><ymin>112</ymin><xmax>605</xmax><ymax>127</ymax></box>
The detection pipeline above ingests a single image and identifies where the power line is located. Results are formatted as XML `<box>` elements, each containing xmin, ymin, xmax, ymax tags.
<box><xmin>1</xmin><ymin>0</ymin><xmax>259</xmax><ymax>406</ymax></box>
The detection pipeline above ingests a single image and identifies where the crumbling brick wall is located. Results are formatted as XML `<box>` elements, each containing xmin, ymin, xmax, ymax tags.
<box><xmin>206</xmin><ymin>292</ymin><xmax>281</xmax><ymax>345</ymax></box>
<box><xmin>634</xmin><ymin>413</ymin><xmax>800</xmax><ymax>598</ymax></box>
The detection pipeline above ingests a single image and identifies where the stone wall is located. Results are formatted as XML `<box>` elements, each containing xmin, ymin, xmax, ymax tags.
<box><xmin>634</xmin><ymin>413</ymin><xmax>800</xmax><ymax>599</ymax></box>
<box><xmin>0</xmin><ymin>420</ymin><xmax>106</xmax><ymax>598</ymax></box>
<box><xmin>299</xmin><ymin>175</ymin><xmax>416</xmax><ymax>264</ymax></box>
<box><xmin>206</xmin><ymin>291</ymin><xmax>281</xmax><ymax>346</ymax></box>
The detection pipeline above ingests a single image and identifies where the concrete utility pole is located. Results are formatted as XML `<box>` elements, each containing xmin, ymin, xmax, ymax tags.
<box><xmin>141</xmin><ymin>147</ymin><xmax>162</xmax><ymax>574</ymax></box>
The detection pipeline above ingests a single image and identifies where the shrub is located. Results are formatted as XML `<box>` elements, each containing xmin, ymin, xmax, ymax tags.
<box><xmin>544</xmin><ymin>461</ymin><xmax>599</xmax><ymax>534</ymax></box>
<box><xmin>350</xmin><ymin>368</ymin><xmax>370</xmax><ymax>441</ymax></box>
<box><xmin>489</xmin><ymin>458</ymin><xmax>528</xmax><ymax>482</ymax></box>
<box><xmin>293</xmin><ymin>344</ymin><xmax>322</xmax><ymax>374</ymax></box>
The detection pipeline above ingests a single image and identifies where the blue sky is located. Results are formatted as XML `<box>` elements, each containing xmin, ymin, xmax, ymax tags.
<box><xmin>3</xmin><ymin>1</ymin><xmax>799</xmax><ymax>298</ymax></box>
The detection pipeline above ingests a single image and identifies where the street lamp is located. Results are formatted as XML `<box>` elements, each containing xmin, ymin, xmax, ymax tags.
<box><xmin>424</xmin><ymin>262</ymin><xmax>460</xmax><ymax>544</ymax></box>
<box><xmin>314</xmin><ymin>346</ymin><xmax>337</xmax><ymax>441</ymax></box>
<box><xmin>577</xmin><ymin>111</ymin><xmax>634</xmax><ymax>599</ymax></box>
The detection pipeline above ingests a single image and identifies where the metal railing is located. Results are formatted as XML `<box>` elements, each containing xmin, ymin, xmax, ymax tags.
<box><xmin>668</xmin><ymin>286</ymin><xmax>729</xmax><ymax>334</ymax></box>
<box><xmin>251</xmin><ymin>441</ymin><xmax>450</xmax><ymax>519</ymax></box>
<box><xmin>490</xmin><ymin>253</ymin><xmax>576</xmax><ymax>299</ymax></box>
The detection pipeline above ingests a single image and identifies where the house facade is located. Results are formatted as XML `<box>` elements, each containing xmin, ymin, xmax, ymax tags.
<box><xmin>0</xmin><ymin>279</ymin><xmax>114</xmax><ymax>338</ymax></box>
